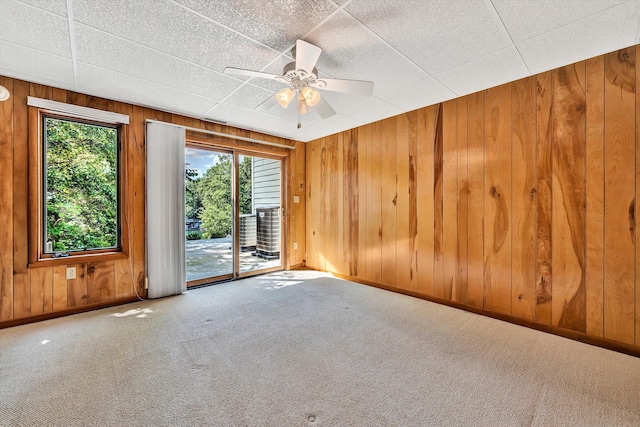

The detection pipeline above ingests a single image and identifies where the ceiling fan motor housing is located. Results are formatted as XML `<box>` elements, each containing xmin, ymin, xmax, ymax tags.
<box><xmin>281</xmin><ymin>62</ymin><xmax>321</xmax><ymax>90</ymax></box>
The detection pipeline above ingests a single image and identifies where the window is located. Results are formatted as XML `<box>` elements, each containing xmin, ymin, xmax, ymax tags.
<box><xmin>27</xmin><ymin>96</ymin><xmax>130</xmax><ymax>265</ymax></box>
<box><xmin>42</xmin><ymin>115</ymin><xmax>121</xmax><ymax>255</ymax></box>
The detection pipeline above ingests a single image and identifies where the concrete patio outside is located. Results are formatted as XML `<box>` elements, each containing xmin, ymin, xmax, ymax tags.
<box><xmin>186</xmin><ymin>237</ymin><xmax>280</xmax><ymax>282</ymax></box>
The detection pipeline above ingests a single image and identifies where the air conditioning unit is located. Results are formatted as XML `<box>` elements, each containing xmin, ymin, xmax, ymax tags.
<box><xmin>256</xmin><ymin>206</ymin><xmax>280</xmax><ymax>259</ymax></box>
<box><xmin>239</xmin><ymin>214</ymin><xmax>256</xmax><ymax>251</ymax></box>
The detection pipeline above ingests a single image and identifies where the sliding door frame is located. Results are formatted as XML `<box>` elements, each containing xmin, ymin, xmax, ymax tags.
<box><xmin>185</xmin><ymin>140</ymin><xmax>288</xmax><ymax>286</ymax></box>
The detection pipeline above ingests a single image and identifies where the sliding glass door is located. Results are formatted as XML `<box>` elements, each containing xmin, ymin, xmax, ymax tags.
<box><xmin>185</xmin><ymin>146</ymin><xmax>282</xmax><ymax>286</ymax></box>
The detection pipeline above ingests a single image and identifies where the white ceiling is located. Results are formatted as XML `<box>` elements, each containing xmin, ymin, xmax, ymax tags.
<box><xmin>1</xmin><ymin>0</ymin><xmax>639</xmax><ymax>142</ymax></box>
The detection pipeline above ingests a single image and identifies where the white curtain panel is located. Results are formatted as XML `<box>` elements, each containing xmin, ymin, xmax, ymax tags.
<box><xmin>146</xmin><ymin>122</ymin><xmax>187</xmax><ymax>298</ymax></box>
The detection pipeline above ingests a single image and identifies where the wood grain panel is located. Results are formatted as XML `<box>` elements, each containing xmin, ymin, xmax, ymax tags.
<box><xmin>0</xmin><ymin>76</ymin><xmax>13</xmax><ymax>320</ymax></box>
<box><xmin>456</xmin><ymin>97</ymin><xmax>469</xmax><ymax>304</ymax></box>
<box><xmin>536</xmin><ymin>72</ymin><xmax>553</xmax><ymax>324</ymax></box>
<box><xmin>434</xmin><ymin>103</ymin><xmax>445</xmax><ymax>297</ymax></box>
<box><xmin>357</xmin><ymin>126</ymin><xmax>368</xmax><ymax>280</ymax></box>
<box><xmin>380</xmin><ymin>118</ymin><xmax>397</xmax><ymax>286</ymax></box>
<box><xmin>306</xmin><ymin>140</ymin><xmax>321</xmax><ymax>270</ymax></box>
<box><xmin>344</xmin><ymin>129</ymin><xmax>359</xmax><ymax>277</ymax></box>
<box><xmin>132</xmin><ymin>106</ymin><xmax>146</xmax><ymax>296</ymax></box>
<box><xmin>52</xmin><ymin>265</ymin><xmax>67</xmax><ymax>311</ymax></box>
<box><xmin>87</xmin><ymin>261</ymin><xmax>115</xmax><ymax>304</ymax></box>
<box><xmin>396</xmin><ymin>113</ymin><xmax>411</xmax><ymax>289</ymax></box>
<box><xmin>326</xmin><ymin>134</ymin><xmax>343</xmax><ymax>274</ymax></box>
<box><xmin>585</xmin><ymin>56</ymin><xmax>605</xmax><ymax>337</ymax></box>
<box><xmin>416</xmin><ymin>107</ymin><xmax>436</xmax><ymax>296</ymax></box>
<box><xmin>551</xmin><ymin>63</ymin><xmax>587</xmax><ymax>332</ymax></box>
<box><xmin>367</xmin><ymin>122</ymin><xmax>382</xmax><ymax>284</ymax></box>
<box><xmin>637</xmin><ymin>44</ymin><xmax>640</xmax><ymax>347</ymax></box>
<box><xmin>603</xmin><ymin>48</ymin><xmax>636</xmax><ymax>344</ymax></box>
<box><xmin>484</xmin><ymin>85</ymin><xmax>512</xmax><ymax>315</ymax></box>
<box><xmin>30</xmin><ymin>267</ymin><xmax>53</xmax><ymax>315</ymax></box>
<box><xmin>408</xmin><ymin>111</ymin><xmax>419</xmax><ymax>292</ymax></box>
<box><xmin>467</xmin><ymin>93</ymin><xmax>484</xmax><ymax>307</ymax></box>
<box><xmin>66</xmin><ymin>264</ymin><xmax>87</xmax><ymax>308</ymax></box>
<box><xmin>511</xmin><ymin>77</ymin><xmax>537</xmax><ymax>320</ymax></box>
<box><xmin>441</xmin><ymin>100</ymin><xmax>458</xmax><ymax>300</ymax></box>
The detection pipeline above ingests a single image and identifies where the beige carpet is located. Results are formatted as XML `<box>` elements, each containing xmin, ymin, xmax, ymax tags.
<box><xmin>1</xmin><ymin>270</ymin><xmax>639</xmax><ymax>426</ymax></box>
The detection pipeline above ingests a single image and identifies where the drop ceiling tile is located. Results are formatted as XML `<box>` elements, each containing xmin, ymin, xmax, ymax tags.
<box><xmin>224</xmin><ymin>83</ymin><xmax>276</xmax><ymax>109</ymax></box>
<box><xmin>306</xmin><ymin>113</ymin><xmax>363</xmax><ymax>133</ymax></box>
<box><xmin>0</xmin><ymin>40</ymin><xmax>74</xmax><ymax>88</ymax></box>
<box><xmin>290</xmin><ymin>125</ymin><xmax>333</xmax><ymax>143</ymax></box>
<box><xmin>1</xmin><ymin>0</ymin><xmax>71</xmax><ymax>58</ymax></box>
<box><xmin>346</xmin><ymin>0</ymin><xmax>512</xmax><ymax>75</ymax></box>
<box><xmin>341</xmin><ymin>97</ymin><xmax>404</xmax><ymax>125</ymax></box>
<box><xmin>517</xmin><ymin>1</ymin><xmax>640</xmax><ymax>75</ymax></box>
<box><xmin>76</xmin><ymin>63</ymin><xmax>218</xmax><ymax>118</ymax></box>
<box><xmin>378</xmin><ymin>77</ymin><xmax>456</xmax><ymax>112</ymax></box>
<box><xmin>434</xmin><ymin>46</ymin><xmax>529</xmax><ymax>97</ymax></box>
<box><xmin>305</xmin><ymin>11</ymin><xmax>428</xmax><ymax>96</ymax></box>
<box><xmin>205</xmin><ymin>102</ymin><xmax>298</xmax><ymax>136</ymax></box>
<box><xmin>74</xmin><ymin>24</ymin><xmax>239</xmax><ymax>101</ymax></box>
<box><xmin>493</xmin><ymin>0</ymin><xmax>627</xmax><ymax>43</ymax></box>
<box><xmin>72</xmin><ymin>0</ymin><xmax>279</xmax><ymax>73</ymax></box>
<box><xmin>17</xmin><ymin>0</ymin><xmax>68</xmax><ymax>17</ymax></box>
<box><xmin>173</xmin><ymin>0</ymin><xmax>337</xmax><ymax>51</ymax></box>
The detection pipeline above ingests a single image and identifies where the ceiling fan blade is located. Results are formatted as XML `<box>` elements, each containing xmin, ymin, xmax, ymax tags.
<box><xmin>256</xmin><ymin>95</ymin><xmax>278</xmax><ymax>111</ymax></box>
<box><xmin>311</xmin><ymin>78</ymin><xmax>374</xmax><ymax>96</ymax></box>
<box><xmin>295</xmin><ymin>40</ymin><xmax>322</xmax><ymax>74</ymax></box>
<box><xmin>314</xmin><ymin>97</ymin><xmax>336</xmax><ymax>119</ymax></box>
<box><xmin>224</xmin><ymin>67</ymin><xmax>281</xmax><ymax>80</ymax></box>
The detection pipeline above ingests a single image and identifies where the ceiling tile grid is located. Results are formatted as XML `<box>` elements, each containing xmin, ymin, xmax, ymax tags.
<box><xmin>2</xmin><ymin>0</ymin><xmax>640</xmax><ymax>142</ymax></box>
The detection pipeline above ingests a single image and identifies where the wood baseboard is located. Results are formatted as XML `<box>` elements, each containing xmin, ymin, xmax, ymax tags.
<box><xmin>330</xmin><ymin>272</ymin><xmax>640</xmax><ymax>358</ymax></box>
<box><xmin>0</xmin><ymin>296</ymin><xmax>141</xmax><ymax>329</ymax></box>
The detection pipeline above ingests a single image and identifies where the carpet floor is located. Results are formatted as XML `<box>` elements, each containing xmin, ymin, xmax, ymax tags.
<box><xmin>1</xmin><ymin>270</ymin><xmax>639</xmax><ymax>426</ymax></box>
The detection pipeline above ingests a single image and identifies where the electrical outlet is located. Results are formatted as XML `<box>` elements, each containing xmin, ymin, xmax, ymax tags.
<box><xmin>66</xmin><ymin>267</ymin><xmax>76</xmax><ymax>280</ymax></box>
<box><xmin>293</xmin><ymin>242</ymin><xmax>298</xmax><ymax>250</ymax></box>
<box><xmin>293</xmin><ymin>195</ymin><xmax>300</xmax><ymax>204</ymax></box>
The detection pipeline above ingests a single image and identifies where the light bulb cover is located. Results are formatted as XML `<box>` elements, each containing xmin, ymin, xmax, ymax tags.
<box><xmin>0</xmin><ymin>85</ymin><xmax>10</xmax><ymax>101</ymax></box>
<box><xmin>276</xmin><ymin>88</ymin><xmax>294</xmax><ymax>108</ymax></box>
<box><xmin>301</xmin><ymin>87</ymin><xmax>321</xmax><ymax>107</ymax></box>
<box><xmin>297</xmin><ymin>93</ymin><xmax>310</xmax><ymax>115</ymax></box>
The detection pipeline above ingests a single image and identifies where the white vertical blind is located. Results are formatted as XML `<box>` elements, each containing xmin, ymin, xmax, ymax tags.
<box><xmin>146</xmin><ymin>122</ymin><xmax>186</xmax><ymax>298</ymax></box>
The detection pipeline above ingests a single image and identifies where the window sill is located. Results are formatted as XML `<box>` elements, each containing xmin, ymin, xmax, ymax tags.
<box><xmin>28</xmin><ymin>251</ymin><xmax>128</xmax><ymax>268</ymax></box>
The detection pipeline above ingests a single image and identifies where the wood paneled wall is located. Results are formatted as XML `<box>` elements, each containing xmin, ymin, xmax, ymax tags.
<box><xmin>305</xmin><ymin>45</ymin><xmax>639</xmax><ymax>351</ymax></box>
<box><xmin>0</xmin><ymin>76</ymin><xmax>305</xmax><ymax>325</ymax></box>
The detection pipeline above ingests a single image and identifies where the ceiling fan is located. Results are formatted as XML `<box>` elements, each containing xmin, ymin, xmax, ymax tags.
<box><xmin>224</xmin><ymin>40</ymin><xmax>374</xmax><ymax>128</ymax></box>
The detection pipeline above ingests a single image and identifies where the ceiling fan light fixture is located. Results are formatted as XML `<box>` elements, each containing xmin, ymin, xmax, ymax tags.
<box><xmin>297</xmin><ymin>93</ymin><xmax>310</xmax><ymax>115</ymax></box>
<box><xmin>276</xmin><ymin>88</ymin><xmax>295</xmax><ymax>108</ymax></box>
<box><xmin>301</xmin><ymin>87</ymin><xmax>321</xmax><ymax>107</ymax></box>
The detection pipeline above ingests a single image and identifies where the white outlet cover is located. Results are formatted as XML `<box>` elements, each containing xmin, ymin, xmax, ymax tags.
<box><xmin>293</xmin><ymin>196</ymin><xmax>300</xmax><ymax>204</ymax></box>
<box><xmin>66</xmin><ymin>267</ymin><xmax>76</xmax><ymax>280</ymax></box>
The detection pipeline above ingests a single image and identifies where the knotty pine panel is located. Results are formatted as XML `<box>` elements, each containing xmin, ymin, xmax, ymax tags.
<box><xmin>0</xmin><ymin>76</ymin><xmax>14</xmax><ymax>320</ymax></box>
<box><xmin>29</xmin><ymin>267</ymin><xmax>53</xmax><ymax>315</ymax></box>
<box><xmin>585</xmin><ymin>55</ymin><xmax>605</xmax><ymax>337</ymax></box>
<box><xmin>357</xmin><ymin>125</ymin><xmax>368</xmax><ymax>281</ymax></box>
<box><xmin>66</xmin><ymin>264</ymin><xmax>87</xmax><ymax>308</ymax></box>
<box><xmin>511</xmin><ymin>77</ymin><xmax>537</xmax><ymax>320</ymax></box>
<box><xmin>407</xmin><ymin>111</ymin><xmax>419</xmax><ymax>292</ymax></box>
<box><xmin>366</xmin><ymin>122</ymin><xmax>382</xmax><ymax>284</ymax></box>
<box><xmin>603</xmin><ymin>48</ymin><xmax>636</xmax><ymax>345</ymax></box>
<box><xmin>551</xmin><ymin>63</ymin><xmax>587</xmax><ymax>333</ymax></box>
<box><xmin>466</xmin><ymin>93</ymin><xmax>484</xmax><ymax>308</ymax></box>
<box><xmin>396</xmin><ymin>113</ymin><xmax>412</xmax><ymax>290</ymax></box>
<box><xmin>637</xmin><ymin>44</ymin><xmax>640</xmax><ymax>347</ymax></box>
<box><xmin>416</xmin><ymin>107</ymin><xmax>436</xmax><ymax>296</ymax></box>
<box><xmin>344</xmin><ymin>129</ymin><xmax>359</xmax><ymax>277</ymax></box>
<box><xmin>380</xmin><ymin>118</ymin><xmax>397</xmax><ymax>287</ymax></box>
<box><xmin>483</xmin><ymin>84</ymin><xmax>512</xmax><ymax>315</ymax></box>
<box><xmin>433</xmin><ymin>105</ymin><xmax>445</xmax><ymax>298</ymax></box>
<box><xmin>535</xmin><ymin>71</ymin><xmax>553</xmax><ymax>325</ymax></box>
<box><xmin>87</xmin><ymin>261</ymin><xmax>115</xmax><ymax>304</ymax></box>
<box><xmin>456</xmin><ymin>97</ymin><xmax>469</xmax><ymax>305</ymax></box>
<box><xmin>441</xmin><ymin>100</ymin><xmax>458</xmax><ymax>301</ymax></box>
